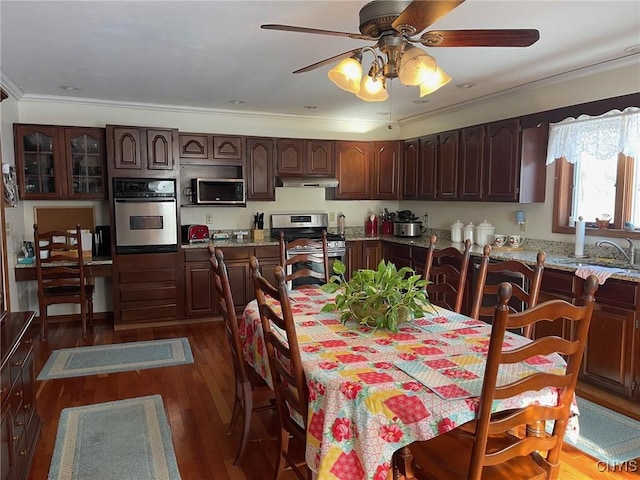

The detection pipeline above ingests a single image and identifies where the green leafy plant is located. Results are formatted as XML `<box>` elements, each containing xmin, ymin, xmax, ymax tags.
<box><xmin>320</xmin><ymin>259</ymin><xmax>433</xmax><ymax>332</ymax></box>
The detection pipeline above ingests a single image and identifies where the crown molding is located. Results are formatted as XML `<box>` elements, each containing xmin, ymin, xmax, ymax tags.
<box><xmin>400</xmin><ymin>54</ymin><xmax>640</xmax><ymax>127</ymax></box>
<box><xmin>0</xmin><ymin>72</ymin><xmax>24</xmax><ymax>100</ymax></box>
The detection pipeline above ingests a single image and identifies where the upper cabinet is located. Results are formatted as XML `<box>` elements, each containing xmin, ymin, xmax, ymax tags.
<box><xmin>402</xmin><ymin>139</ymin><xmax>419</xmax><ymax>200</ymax></box>
<box><xmin>246</xmin><ymin>137</ymin><xmax>275</xmax><ymax>201</ymax></box>
<box><xmin>14</xmin><ymin>124</ymin><xmax>107</xmax><ymax>200</ymax></box>
<box><xmin>107</xmin><ymin>125</ymin><xmax>179</xmax><ymax>176</ymax></box>
<box><xmin>333</xmin><ymin>141</ymin><xmax>371</xmax><ymax>200</ymax></box>
<box><xmin>402</xmin><ymin>118</ymin><xmax>547</xmax><ymax>203</ymax></box>
<box><xmin>276</xmin><ymin>139</ymin><xmax>334</xmax><ymax>176</ymax></box>
<box><xmin>178</xmin><ymin>133</ymin><xmax>243</xmax><ymax>163</ymax></box>
<box><xmin>333</xmin><ymin>141</ymin><xmax>402</xmax><ymax>200</ymax></box>
<box><xmin>371</xmin><ymin>141</ymin><xmax>402</xmax><ymax>200</ymax></box>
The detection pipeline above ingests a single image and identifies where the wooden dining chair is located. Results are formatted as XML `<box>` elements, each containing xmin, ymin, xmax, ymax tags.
<box><xmin>34</xmin><ymin>224</ymin><xmax>94</xmax><ymax>338</ymax></box>
<box><xmin>209</xmin><ymin>246</ymin><xmax>274</xmax><ymax>466</ymax></box>
<box><xmin>250</xmin><ymin>256</ymin><xmax>310</xmax><ymax>480</ymax></box>
<box><xmin>470</xmin><ymin>246</ymin><xmax>546</xmax><ymax>338</ymax></box>
<box><xmin>402</xmin><ymin>274</ymin><xmax>599</xmax><ymax>480</ymax></box>
<box><xmin>422</xmin><ymin>235</ymin><xmax>472</xmax><ymax>313</ymax></box>
<box><xmin>279</xmin><ymin>230</ymin><xmax>330</xmax><ymax>289</ymax></box>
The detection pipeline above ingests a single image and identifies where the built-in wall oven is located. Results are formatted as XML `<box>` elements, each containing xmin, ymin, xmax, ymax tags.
<box><xmin>113</xmin><ymin>178</ymin><xmax>178</xmax><ymax>254</ymax></box>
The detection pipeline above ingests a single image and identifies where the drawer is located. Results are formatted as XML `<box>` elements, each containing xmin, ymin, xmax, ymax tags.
<box><xmin>254</xmin><ymin>245</ymin><xmax>280</xmax><ymax>259</ymax></box>
<box><xmin>589</xmin><ymin>278</ymin><xmax>637</xmax><ymax>308</ymax></box>
<box><xmin>390</xmin><ymin>244</ymin><xmax>412</xmax><ymax>260</ymax></box>
<box><xmin>185</xmin><ymin>249</ymin><xmax>210</xmax><ymax>262</ymax></box>
<box><xmin>217</xmin><ymin>247</ymin><xmax>250</xmax><ymax>261</ymax></box>
<box><xmin>541</xmin><ymin>269</ymin><xmax>575</xmax><ymax>296</ymax></box>
<box><xmin>9</xmin><ymin>341</ymin><xmax>32</xmax><ymax>386</ymax></box>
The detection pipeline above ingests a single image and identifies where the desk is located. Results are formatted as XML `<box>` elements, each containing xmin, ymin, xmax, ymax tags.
<box><xmin>242</xmin><ymin>288</ymin><xmax>574</xmax><ymax>480</ymax></box>
<box><xmin>14</xmin><ymin>258</ymin><xmax>113</xmax><ymax>282</ymax></box>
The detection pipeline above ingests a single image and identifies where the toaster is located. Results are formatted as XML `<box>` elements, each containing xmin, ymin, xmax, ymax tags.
<box><xmin>182</xmin><ymin>224</ymin><xmax>210</xmax><ymax>244</ymax></box>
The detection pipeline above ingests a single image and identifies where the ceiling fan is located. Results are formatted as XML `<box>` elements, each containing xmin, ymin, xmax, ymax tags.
<box><xmin>262</xmin><ymin>0</ymin><xmax>540</xmax><ymax>101</ymax></box>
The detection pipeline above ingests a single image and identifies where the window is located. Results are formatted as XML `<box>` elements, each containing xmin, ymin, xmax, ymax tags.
<box><xmin>550</xmin><ymin>108</ymin><xmax>639</xmax><ymax>238</ymax></box>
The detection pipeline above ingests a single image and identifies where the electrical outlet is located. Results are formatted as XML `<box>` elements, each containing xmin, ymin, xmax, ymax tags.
<box><xmin>329</xmin><ymin>212</ymin><xmax>336</xmax><ymax>222</ymax></box>
<box><xmin>205</xmin><ymin>213</ymin><xmax>213</xmax><ymax>224</ymax></box>
<box><xmin>519</xmin><ymin>221</ymin><xmax>527</xmax><ymax>232</ymax></box>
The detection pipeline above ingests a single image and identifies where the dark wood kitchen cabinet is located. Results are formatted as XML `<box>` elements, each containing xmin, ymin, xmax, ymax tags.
<box><xmin>184</xmin><ymin>249</ymin><xmax>215</xmax><ymax>318</ymax></box>
<box><xmin>458</xmin><ymin>125</ymin><xmax>485</xmax><ymax>201</ymax></box>
<box><xmin>345</xmin><ymin>240</ymin><xmax>382</xmax><ymax>280</ymax></box>
<box><xmin>436</xmin><ymin>130</ymin><xmax>459</xmax><ymax>200</ymax></box>
<box><xmin>107</xmin><ymin>125</ymin><xmax>179</xmax><ymax>176</ymax></box>
<box><xmin>113</xmin><ymin>252</ymin><xmax>182</xmax><ymax>326</ymax></box>
<box><xmin>276</xmin><ymin>139</ymin><xmax>334</xmax><ymax>176</ymax></box>
<box><xmin>577</xmin><ymin>278</ymin><xmax>638</xmax><ymax>399</ymax></box>
<box><xmin>178</xmin><ymin>133</ymin><xmax>243</xmax><ymax>163</ymax></box>
<box><xmin>483</xmin><ymin>119</ymin><xmax>547</xmax><ymax>202</ymax></box>
<box><xmin>333</xmin><ymin>142</ymin><xmax>371</xmax><ymax>200</ymax></box>
<box><xmin>1</xmin><ymin>311</ymin><xmax>42</xmax><ymax>480</ymax></box>
<box><xmin>246</xmin><ymin>137</ymin><xmax>275</xmax><ymax>201</ymax></box>
<box><xmin>371</xmin><ymin>141</ymin><xmax>402</xmax><ymax>200</ymax></box>
<box><xmin>14</xmin><ymin>124</ymin><xmax>106</xmax><ymax>200</ymax></box>
<box><xmin>403</xmin><ymin>139</ymin><xmax>419</xmax><ymax>200</ymax></box>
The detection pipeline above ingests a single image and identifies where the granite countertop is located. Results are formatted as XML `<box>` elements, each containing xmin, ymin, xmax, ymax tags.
<box><xmin>194</xmin><ymin>228</ymin><xmax>640</xmax><ymax>284</ymax></box>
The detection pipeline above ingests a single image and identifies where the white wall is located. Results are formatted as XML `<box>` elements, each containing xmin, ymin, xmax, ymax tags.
<box><xmin>2</xmin><ymin>59</ymin><xmax>639</xmax><ymax>314</ymax></box>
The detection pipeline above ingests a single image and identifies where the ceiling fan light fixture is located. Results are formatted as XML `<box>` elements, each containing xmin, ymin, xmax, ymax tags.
<box><xmin>419</xmin><ymin>66</ymin><xmax>452</xmax><ymax>97</ymax></box>
<box><xmin>328</xmin><ymin>53</ymin><xmax>363</xmax><ymax>94</ymax></box>
<box><xmin>398</xmin><ymin>45</ymin><xmax>437</xmax><ymax>86</ymax></box>
<box><xmin>355</xmin><ymin>62</ymin><xmax>388</xmax><ymax>102</ymax></box>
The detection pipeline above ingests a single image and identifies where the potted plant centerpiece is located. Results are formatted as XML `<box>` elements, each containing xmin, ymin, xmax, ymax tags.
<box><xmin>320</xmin><ymin>259</ymin><xmax>433</xmax><ymax>332</ymax></box>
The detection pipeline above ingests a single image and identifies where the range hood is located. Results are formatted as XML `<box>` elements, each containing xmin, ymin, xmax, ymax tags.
<box><xmin>275</xmin><ymin>176</ymin><xmax>339</xmax><ymax>188</ymax></box>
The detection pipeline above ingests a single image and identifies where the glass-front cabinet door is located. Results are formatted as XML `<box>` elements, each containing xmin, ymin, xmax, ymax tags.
<box><xmin>15</xmin><ymin>125</ymin><xmax>64</xmax><ymax>199</ymax></box>
<box><xmin>15</xmin><ymin>124</ymin><xmax>107</xmax><ymax>200</ymax></box>
<box><xmin>65</xmin><ymin>127</ymin><xmax>106</xmax><ymax>199</ymax></box>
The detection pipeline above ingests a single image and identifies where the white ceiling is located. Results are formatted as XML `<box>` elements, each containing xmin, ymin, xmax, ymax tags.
<box><xmin>1</xmin><ymin>0</ymin><xmax>639</xmax><ymax>125</ymax></box>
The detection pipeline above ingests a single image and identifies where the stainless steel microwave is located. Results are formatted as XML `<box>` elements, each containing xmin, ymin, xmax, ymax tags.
<box><xmin>190</xmin><ymin>178</ymin><xmax>246</xmax><ymax>205</ymax></box>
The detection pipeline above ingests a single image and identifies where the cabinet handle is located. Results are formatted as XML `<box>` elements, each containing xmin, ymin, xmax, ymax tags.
<box><xmin>1</xmin><ymin>386</ymin><xmax>8</xmax><ymax>396</ymax></box>
<box><xmin>14</xmin><ymin>390</ymin><xmax>23</xmax><ymax>398</ymax></box>
<box><xmin>24</xmin><ymin>338</ymin><xmax>32</xmax><ymax>345</ymax></box>
<box><xmin>18</xmin><ymin>450</ymin><xmax>26</xmax><ymax>456</ymax></box>
<box><xmin>15</xmin><ymin>420</ymin><xmax>24</xmax><ymax>427</ymax></box>
<box><xmin>12</xmin><ymin>435</ymin><xmax>19</xmax><ymax>442</ymax></box>
<box><xmin>11</xmin><ymin>359</ymin><xmax>24</xmax><ymax>368</ymax></box>
<box><xmin>23</xmin><ymin>403</ymin><xmax>30</xmax><ymax>410</ymax></box>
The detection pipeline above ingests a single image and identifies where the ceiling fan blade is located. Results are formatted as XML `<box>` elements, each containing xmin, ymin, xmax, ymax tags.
<box><xmin>261</xmin><ymin>24</ymin><xmax>374</xmax><ymax>41</ymax></box>
<box><xmin>293</xmin><ymin>49</ymin><xmax>363</xmax><ymax>74</ymax></box>
<box><xmin>420</xmin><ymin>29</ymin><xmax>540</xmax><ymax>47</ymax></box>
<box><xmin>392</xmin><ymin>0</ymin><xmax>465</xmax><ymax>35</ymax></box>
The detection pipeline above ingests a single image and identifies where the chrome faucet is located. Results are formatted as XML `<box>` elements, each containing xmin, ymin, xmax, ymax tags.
<box><xmin>594</xmin><ymin>238</ymin><xmax>636</xmax><ymax>264</ymax></box>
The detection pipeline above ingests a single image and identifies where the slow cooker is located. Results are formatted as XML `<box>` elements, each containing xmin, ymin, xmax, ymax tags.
<box><xmin>394</xmin><ymin>221</ymin><xmax>424</xmax><ymax>238</ymax></box>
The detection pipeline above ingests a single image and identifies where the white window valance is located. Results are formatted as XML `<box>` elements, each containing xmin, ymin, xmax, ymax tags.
<box><xmin>546</xmin><ymin>107</ymin><xmax>640</xmax><ymax>165</ymax></box>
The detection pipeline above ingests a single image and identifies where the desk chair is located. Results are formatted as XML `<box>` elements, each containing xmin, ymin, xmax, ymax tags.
<box><xmin>34</xmin><ymin>224</ymin><xmax>94</xmax><ymax>338</ymax></box>
<box><xmin>471</xmin><ymin>246</ymin><xmax>546</xmax><ymax>338</ymax></box>
<box><xmin>279</xmin><ymin>230</ymin><xmax>330</xmax><ymax>289</ymax></box>
<box><xmin>423</xmin><ymin>235</ymin><xmax>472</xmax><ymax>313</ymax></box>
<box><xmin>209</xmin><ymin>246</ymin><xmax>274</xmax><ymax>466</ymax></box>
<box><xmin>250</xmin><ymin>257</ymin><xmax>310</xmax><ymax>480</ymax></box>
<box><xmin>403</xmin><ymin>275</ymin><xmax>599</xmax><ymax>480</ymax></box>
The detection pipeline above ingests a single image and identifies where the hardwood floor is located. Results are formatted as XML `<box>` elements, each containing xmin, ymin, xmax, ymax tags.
<box><xmin>28</xmin><ymin>320</ymin><xmax>639</xmax><ymax>479</ymax></box>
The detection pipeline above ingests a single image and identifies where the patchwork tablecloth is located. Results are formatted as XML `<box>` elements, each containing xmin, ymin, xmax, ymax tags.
<box><xmin>241</xmin><ymin>287</ymin><xmax>573</xmax><ymax>480</ymax></box>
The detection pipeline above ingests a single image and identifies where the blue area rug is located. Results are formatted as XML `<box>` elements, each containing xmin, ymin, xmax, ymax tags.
<box><xmin>551</xmin><ymin>397</ymin><xmax>640</xmax><ymax>465</ymax></box>
<box><xmin>38</xmin><ymin>338</ymin><xmax>193</xmax><ymax>380</ymax></box>
<box><xmin>48</xmin><ymin>395</ymin><xmax>181</xmax><ymax>480</ymax></box>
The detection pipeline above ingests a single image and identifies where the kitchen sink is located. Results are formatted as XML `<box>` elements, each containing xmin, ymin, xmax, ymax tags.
<box><xmin>553</xmin><ymin>257</ymin><xmax>640</xmax><ymax>273</ymax></box>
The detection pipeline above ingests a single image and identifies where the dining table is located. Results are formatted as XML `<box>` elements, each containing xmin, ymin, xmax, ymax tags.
<box><xmin>241</xmin><ymin>287</ymin><xmax>578</xmax><ymax>480</ymax></box>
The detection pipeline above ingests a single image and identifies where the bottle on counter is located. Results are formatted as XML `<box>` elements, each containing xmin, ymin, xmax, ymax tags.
<box><xmin>338</xmin><ymin>214</ymin><xmax>346</xmax><ymax>235</ymax></box>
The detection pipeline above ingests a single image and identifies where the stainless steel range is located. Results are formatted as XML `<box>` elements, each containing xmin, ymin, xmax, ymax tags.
<box><xmin>271</xmin><ymin>213</ymin><xmax>346</xmax><ymax>287</ymax></box>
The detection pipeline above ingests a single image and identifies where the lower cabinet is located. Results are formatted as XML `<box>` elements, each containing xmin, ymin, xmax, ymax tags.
<box><xmin>113</xmin><ymin>252</ymin><xmax>182</xmax><ymax>326</ymax></box>
<box><xmin>535</xmin><ymin>268</ymin><xmax>639</xmax><ymax>401</ymax></box>
<box><xmin>183</xmin><ymin>245</ymin><xmax>280</xmax><ymax>316</ymax></box>
<box><xmin>1</xmin><ymin>311</ymin><xmax>42</xmax><ymax>480</ymax></box>
<box><xmin>345</xmin><ymin>240</ymin><xmax>382</xmax><ymax>279</ymax></box>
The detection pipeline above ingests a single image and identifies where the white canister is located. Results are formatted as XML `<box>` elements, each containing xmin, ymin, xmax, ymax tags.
<box><xmin>450</xmin><ymin>220</ymin><xmax>464</xmax><ymax>243</ymax></box>
<box><xmin>475</xmin><ymin>220</ymin><xmax>495</xmax><ymax>246</ymax></box>
<box><xmin>462</xmin><ymin>222</ymin><xmax>475</xmax><ymax>244</ymax></box>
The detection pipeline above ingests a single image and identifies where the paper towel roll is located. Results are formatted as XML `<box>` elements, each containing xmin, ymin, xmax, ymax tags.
<box><xmin>575</xmin><ymin>216</ymin><xmax>585</xmax><ymax>257</ymax></box>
